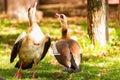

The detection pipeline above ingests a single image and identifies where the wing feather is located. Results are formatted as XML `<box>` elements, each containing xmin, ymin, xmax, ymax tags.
<box><xmin>40</xmin><ymin>37</ymin><xmax>51</xmax><ymax>60</ymax></box>
<box><xmin>10</xmin><ymin>32</ymin><xmax>26</xmax><ymax>63</ymax></box>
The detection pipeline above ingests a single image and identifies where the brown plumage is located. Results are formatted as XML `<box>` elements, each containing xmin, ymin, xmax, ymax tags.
<box><xmin>10</xmin><ymin>1</ymin><xmax>51</xmax><ymax>78</ymax></box>
<box><xmin>53</xmin><ymin>13</ymin><xmax>82</xmax><ymax>77</ymax></box>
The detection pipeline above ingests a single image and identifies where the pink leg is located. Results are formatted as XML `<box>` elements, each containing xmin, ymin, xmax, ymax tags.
<box><xmin>58</xmin><ymin>71</ymin><xmax>63</xmax><ymax>78</ymax></box>
<box><xmin>32</xmin><ymin>62</ymin><xmax>37</xmax><ymax>78</ymax></box>
<box><xmin>14</xmin><ymin>62</ymin><xmax>22</xmax><ymax>78</ymax></box>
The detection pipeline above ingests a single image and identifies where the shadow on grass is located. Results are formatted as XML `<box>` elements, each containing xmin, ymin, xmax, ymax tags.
<box><xmin>0</xmin><ymin>33</ymin><xmax>19</xmax><ymax>46</ymax></box>
<box><xmin>0</xmin><ymin>68</ymin><xmax>17</xmax><ymax>79</ymax></box>
<box><xmin>0</xmin><ymin>61</ymin><xmax>101</xmax><ymax>80</ymax></box>
<box><xmin>0</xmin><ymin>61</ymin><xmax>71</xmax><ymax>80</ymax></box>
<box><xmin>0</xmin><ymin>22</ymin><xmax>28</xmax><ymax>48</ymax></box>
<box><xmin>1</xmin><ymin>54</ymin><xmax>120</xmax><ymax>80</ymax></box>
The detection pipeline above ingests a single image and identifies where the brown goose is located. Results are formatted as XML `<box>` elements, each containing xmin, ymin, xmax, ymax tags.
<box><xmin>10</xmin><ymin>1</ymin><xmax>51</xmax><ymax>78</ymax></box>
<box><xmin>53</xmin><ymin>13</ymin><xmax>82</xmax><ymax>77</ymax></box>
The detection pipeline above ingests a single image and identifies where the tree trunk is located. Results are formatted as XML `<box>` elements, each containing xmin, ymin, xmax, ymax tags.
<box><xmin>4</xmin><ymin>0</ymin><xmax>7</xmax><ymax>13</ymax></box>
<box><xmin>87</xmin><ymin>0</ymin><xmax>109</xmax><ymax>46</ymax></box>
<box><xmin>117</xmin><ymin>0</ymin><xmax>120</xmax><ymax>28</ymax></box>
<box><xmin>6</xmin><ymin>0</ymin><xmax>43</xmax><ymax>21</ymax></box>
<box><xmin>6</xmin><ymin>0</ymin><xmax>30</xmax><ymax>20</ymax></box>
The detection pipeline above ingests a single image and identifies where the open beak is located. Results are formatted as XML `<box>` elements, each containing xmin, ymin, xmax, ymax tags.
<box><xmin>55</xmin><ymin>13</ymin><xmax>60</xmax><ymax>18</ymax></box>
<box><xmin>31</xmin><ymin>1</ymin><xmax>37</xmax><ymax>8</ymax></box>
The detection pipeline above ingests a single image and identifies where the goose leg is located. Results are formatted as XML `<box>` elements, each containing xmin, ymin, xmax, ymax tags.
<box><xmin>57</xmin><ymin>71</ymin><xmax>63</xmax><ymax>78</ymax></box>
<box><xmin>14</xmin><ymin>62</ymin><xmax>22</xmax><ymax>78</ymax></box>
<box><xmin>32</xmin><ymin>62</ymin><xmax>37</xmax><ymax>78</ymax></box>
<box><xmin>68</xmin><ymin>73</ymin><xmax>73</xmax><ymax>80</ymax></box>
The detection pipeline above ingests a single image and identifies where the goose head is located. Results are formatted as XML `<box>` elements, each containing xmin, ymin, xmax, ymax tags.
<box><xmin>55</xmin><ymin>13</ymin><xmax>68</xmax><ymax>29</ymax></box>
<box><xmin>28</xmin><ymin>1</ymin><xmax>37</xmax><ymax>24</ymax></box>
<box><xmin>55</xmin><ymin>13</ymin><xmax>69</xmax><ymax>38</ymax></box>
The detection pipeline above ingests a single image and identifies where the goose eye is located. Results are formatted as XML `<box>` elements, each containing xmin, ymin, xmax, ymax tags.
<box><xmin>60</xmin><ymin>15</ymin><xmax>64</xmax><ymax>19</ymax></box>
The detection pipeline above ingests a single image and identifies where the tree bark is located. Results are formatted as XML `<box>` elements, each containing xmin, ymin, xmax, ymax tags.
<box><xmin>6</xmin><ymin>0</ymin><xmax>31</xmax><ymax>20</ymax></box>
<box><xmin>4</xmin><ymin>0</ymin><xmax>7</xmax><ymax>13</ymax></box>
<box><xmin>87</xmin><ymin>0</ymin><xmax>109</xmax><ymax>46</ymax></box>
<box><xmin>117</xmin><ymin>0</ymin><xmax>120</xmax><ymax>28</ymax></box>
<box><xmin>5</xmin><ymin>0</ymin><xmax>43</xmax><ymax>21</ymax></box>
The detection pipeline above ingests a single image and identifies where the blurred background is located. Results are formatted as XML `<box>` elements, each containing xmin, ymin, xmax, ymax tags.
<box><xmin>0</xmin><ymin>0</ymin><xmax>119</xmax><ymax>22</ymax></box>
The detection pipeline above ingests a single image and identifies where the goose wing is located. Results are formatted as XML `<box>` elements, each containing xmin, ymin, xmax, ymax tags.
<box><xmin>53</xmin><ymin>41</ymin><xmax>71</xmax><ymax>67</ymax></box>
<box><xmin>10</xmin><ymin>32</ymin><xmax>26</xmax><ymax>63</ymax></box>
<box><xmin>68</xmin><ymin>39</ymin><xmax>82</xmax><ymax>72</ymax></box>
<box><xmin>40</xmin><ymin>37</ymin><xmax>51</xmax><ymax>60</ymax></box>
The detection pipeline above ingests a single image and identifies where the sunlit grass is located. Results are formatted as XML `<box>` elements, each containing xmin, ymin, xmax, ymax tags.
<box><xmin>0</xmin><ymin>18</ymin><xmax>120</xmax><ymax>80</ymax></box>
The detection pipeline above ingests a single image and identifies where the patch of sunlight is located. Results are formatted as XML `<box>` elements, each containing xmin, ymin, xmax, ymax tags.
<box><xmin>108</xmin><ymin>57</ymin><xmax>120</xmax><ymax>61</ymax></box>
<box><xmin>109</xmin><ymin>28</ymin><xmax>115</xmax><ymax>33</ymax></box>
<box><xmin>0</xmin><ymin>55</ymin><xmax>10</xmax><ymax>68</ymax></box>
<box><xmin>50</xmin><ymin>29</ymin><xmax>60</xmax><ymax>35</ymax></box>
<box><xmin>83</xmin><ymin>62</ymin><xmax>95</xmax><ymax>67</ymax></box>
<box><xmin>0</xmin><ymin>53</ymin><xmax>16</xmax><ymax>69</ymax></box>
<box><xmin>0</xmin><ymin>27</ymin><xmax>22</xmax><ymax>35</ymax></box>
<box><xmin>0</xmin><ymin>49</ymin><xmax>11</xmax><ymax>54</ymax></box>
<box><xmin>97</xmin><ymin>63</ymin><xmax>105</xmax><ymax>67</ymax></box>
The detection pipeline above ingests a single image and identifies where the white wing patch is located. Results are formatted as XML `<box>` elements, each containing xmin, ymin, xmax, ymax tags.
<box><xmin>15</xmin><ymin>32</ymin><xmax>26</xmax><ymax>44</ymax></box>
<box><xmin>80</xmin><ymin>49</ymin><xmax>82</xmax><ymax>54</ymax></box>
<box><xmin>52</xmin><ymin>43</ymin><xmax>60</xmax><ymax>55</ymax></box>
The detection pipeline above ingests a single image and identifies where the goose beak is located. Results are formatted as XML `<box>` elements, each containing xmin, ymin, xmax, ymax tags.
<box><xmin>55</xmin><ymin>13</ymin><xmax>60</xmax><ymax>18</ymax></box>
<box><xmin>32</xmin><ymin>1</ymin><xmax>37</xmax><ymax>8</ymax></box>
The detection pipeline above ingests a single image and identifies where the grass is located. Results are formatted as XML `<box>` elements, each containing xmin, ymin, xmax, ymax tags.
<box><xmin>0</xmin><ymin>18</ymin><xmax>120</xmax><ymax>80</ymax></box>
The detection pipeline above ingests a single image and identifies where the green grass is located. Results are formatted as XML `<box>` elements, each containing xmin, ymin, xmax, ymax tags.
<box><xmin>0</xmin><ymin>18</ymin><xmax>120</xmax><ymax>80</ymax></box>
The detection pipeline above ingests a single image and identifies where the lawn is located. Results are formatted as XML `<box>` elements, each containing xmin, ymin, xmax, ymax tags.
<box><xmin>0</xmin><ymin>18</ymin><xmax>120</xmax><ymax>80</ymax></box>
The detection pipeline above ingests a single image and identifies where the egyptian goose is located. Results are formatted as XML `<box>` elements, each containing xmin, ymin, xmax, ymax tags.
<box><xmin>10</xmin><ymin>1</ymin><xmax>51</xmax><ymax>78</ymax></box>
<box><xmin>53</xmin><ymin>13</ymin><xmax>82</xmax><ymax>77</ymax></box>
